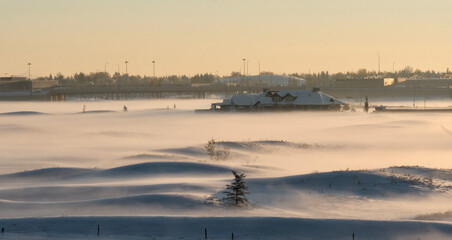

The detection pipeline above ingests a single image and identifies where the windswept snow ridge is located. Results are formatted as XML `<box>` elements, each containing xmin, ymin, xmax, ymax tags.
<box><xmin>2</xmin><ymin>100</ymin><xmax>452</xmax><ymax>239</ymax></box>
<box><xmin>0</xmin><ymin>217</ymin><xmax>452</xmax><ymax>240</ymax></box>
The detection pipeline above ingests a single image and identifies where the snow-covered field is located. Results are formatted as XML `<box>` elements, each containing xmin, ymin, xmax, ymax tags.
<box><xmin>1</xmin><ymin>99</ymin><xmax>452</xmax><ymax>239</ymax></box>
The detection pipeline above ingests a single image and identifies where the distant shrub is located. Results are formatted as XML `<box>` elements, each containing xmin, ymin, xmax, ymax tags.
<box><xmin>389</xmin><ymin>173</ymin><xmax>435</xmax><ymax>188</ymax></box>
<box><xmin>205</xmin><ymin>139</ymin><xmax>216</xmax><ymax>160</ymax></box>
<box><xmin>205</xmin><ymin>138</ymin><xmax>230</xmax><ymax>160</ymax></box>
<box><xmin>415</xmin><ymin>210</ymin><xmax>452</xmax><ymax>220</ymax></box>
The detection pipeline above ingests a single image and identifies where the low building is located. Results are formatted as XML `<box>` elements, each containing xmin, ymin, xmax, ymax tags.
<box><xmin>0</xmin><ymin>77</ymin><xmax>27</xmax><ymax>82</ymax></box>
<box><xmin>334</xmin><ymin>78</ymin><xmax>391</xmax><ymax>88</ymax></box>
<box><xmin>0</xmin><ymin>77</ymin><xmax>31</xmax><ymax>92</ymax></box>
<box><xmin>32</xmin><ymin>80</ymin><xmax>59</xmax><ymax>89</ymax></box>
<box><xmin>401</xmin><ymin>78</ymin><xmax>452</xmax><ymax>88</ymax></box>
<box><xmin>210</xmin><ymin>88</ymin><xmax>346</xmax><ymax>111</ymax></box>
<box><xmin>220</xmin><ymin>75</ymin><xmax>307</xmax><ymax>87</ymax></box>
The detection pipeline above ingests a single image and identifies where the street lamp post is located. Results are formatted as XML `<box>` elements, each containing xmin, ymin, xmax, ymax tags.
<box><xmin>104</xmin><ymin>63</ymin><xmax>108</xmax><ymax>74</ymax></box>
<box><xmin>152</xmin><ymin>60</ymin><xmax>156</xmax><ymax>77</ymax></box>
<box><xmin>27</xmin><ymin>62</ymin><xmax>32</xmax><ymax>80</ymax></box>
<box><xmin>246</xmin><ymin>60</ymin><xmax>249</xmax><ymax>76</ymax></box>
<box><xmin>393</xmin><ymin>62</ymin><xmax>395</xmax><ymax>74</ymax></box>
<box><xmin>258</xmin><ymin>61</ymin><xmax>261</xmax><ymax>75</ymax></box>
<box><xmin>125</xmin><ymin>61</ymin><xmax>129</xmax><ymax>75</ymax></box>
<box><xmin>377</xmin><ymin>54</ymin><xmax>380</xmax><ymax>74</ymax></box>
<box><xmin>242</xmin><ymin>58</ymin><xmax>246</xmax><ymax>76</ymax></box>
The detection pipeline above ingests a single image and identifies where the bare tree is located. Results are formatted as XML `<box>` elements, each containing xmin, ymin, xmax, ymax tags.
<box><xmin>205</xmin><ymin>138</ymin><xmax>216</xmax><ymax>160</ymax></box>
<box><xmin>205</xmin><ymin>139</ymin><xmax>230</xmax><ymax>160</ymax></box>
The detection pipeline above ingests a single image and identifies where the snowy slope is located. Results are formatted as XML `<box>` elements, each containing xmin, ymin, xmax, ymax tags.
<box><xmin>1</xmin><ymin>217</ymin><xmax>452</xmax><ymax>240</ymax></box>
<box><xmin>2</xmin><ymin>100</ymin><xmax>452</xmax><ymax>239</ymax></box>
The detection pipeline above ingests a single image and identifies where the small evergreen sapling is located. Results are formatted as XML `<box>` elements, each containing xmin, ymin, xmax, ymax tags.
<box><xmin>223</xmin><ymin>171</ymin><xmax>249</xmax><ymax>206</ymax></box>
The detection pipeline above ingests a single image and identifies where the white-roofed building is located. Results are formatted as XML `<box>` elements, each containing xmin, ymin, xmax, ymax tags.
<box><xmin>210</xmin><ymin>88</ymin><xmax>347</xmax><ymax>111</ymax></box>
<box><xmin>220</xmin><ymin>75</ymin><xmax>307</xmax><ymax>87</ymax></box>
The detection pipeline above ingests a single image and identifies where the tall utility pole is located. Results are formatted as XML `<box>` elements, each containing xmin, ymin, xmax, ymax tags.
<box><xmin>377</xmin><ymin>54</ymin><xmax>380</xmax><ymax>74</ymax></box>
<box><xmin>393</xmin><ymin>62</ymin><xmax>395</xmax><ymax>73</ymax></box>
<box><xmin>242</xmin><ymin>58</ymin><xmax>246</xmax><ymax>76</ymax></box>
<box><xmin>246</xmin><ymin>60</ymin><xmax>249</xmax><ymax>76</ymax></box>
<box><xmin>27</xmin><ymin>63</ymin><xmax>32</xmax><ymax>80</ymax></box>
<box><xmin>125</xmin><ymin>61</ymin><xmax>129</xmax><ymax>75</ymax></box>
<box><xmin>258</xmin><ymin>61</ymin><xmax>261</xmax><ymax>75</ymax></box>
<box><xmin>152</xmin><ymin>60</ymin><xmax>156</xmax><ymax>77</ymax></box>
<box><xmin>104</xmin><ymin>63</ymin><xmax>108</xmax><ymax>74</ymax></box>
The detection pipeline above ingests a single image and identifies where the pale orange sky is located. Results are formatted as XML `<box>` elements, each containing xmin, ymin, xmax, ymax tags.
<box><xmin>1</xmin><ymin>0</ymin><xmax>452</xmax><ymax>78</ymax></box>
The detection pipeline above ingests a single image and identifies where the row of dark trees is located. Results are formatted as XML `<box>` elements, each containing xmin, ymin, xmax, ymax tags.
<box><xmin>35</xmin><ymin>72</ymin><xmax>219</xmax><ymax>87</ymax></box>
<box><xmin>291</xmin><ymin>66</ymin><xmax>451</xmax><ymax>87</ymax></box>
<box><xmin>32</xmin><ymin>66</ymin><xmax>451</xmax><ymax>87</ymax></box>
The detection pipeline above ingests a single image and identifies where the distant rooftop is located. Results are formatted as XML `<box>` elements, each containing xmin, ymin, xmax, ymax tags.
<box><xmin>220</xmin><ymin>75</ymin><xmax>307</xmax><ymax>86</ymax></box>
<box><xmin>0</xmin><ymin>77</ymin><xmax>28</xmax><ymax>81</ymax></box>
<box><xmin>216</xmin><ymin>89</ymin><xmax>346</xmax><ymax>107</ymax></box>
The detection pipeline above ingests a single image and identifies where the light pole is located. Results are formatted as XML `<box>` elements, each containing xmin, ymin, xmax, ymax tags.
<box><xmin>125</xmin><ymin>61</ymin><xmax>129</xmax><ymax>75</ymax></box>
<box><xmin>258</xmin><ymin>61</ymin><xmax>261</xmax><ymax>75</ymax></box>
<box><xmin>242</xmin><ymin>58</ymin><xmax>246</xmax><ymax>76</ymax></box>
<box><xmin>27</xmin><ymin>63</ymin><xmax>32</xmax><ymax>80</ymax></box>
<box><xmin>152</xmin><ymin>60</ymin><xmax>156</xmax><ymax>77</ymax></box>
<box><xmin>246</xmin><ymin>60</ymin><xmax>250</xmax><ymax>76</ymax></box>
<box><xmin>393</xmin><ymin>62</ymin><xmax>395</xmax><ymax>74</ymax></box>
<box><xmin>104</xmin><ymin>63</ymin><xmax>108</xmax><ymax>74</ymax></box>
<box><xmin>377</xmin><ymin>54</ymin><xmax>380</xmax><ymax>74</ymax></box>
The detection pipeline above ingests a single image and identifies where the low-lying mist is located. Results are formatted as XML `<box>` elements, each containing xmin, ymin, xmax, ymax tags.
<box><xmin>1</xmin><ymin>99</ymin><xmax>452</xmax><ymax>175</ymax></box>
<box><xmin>1</xmin><ymin>99</ymin><xmax>452</xmax><ymax>222</ymax></box>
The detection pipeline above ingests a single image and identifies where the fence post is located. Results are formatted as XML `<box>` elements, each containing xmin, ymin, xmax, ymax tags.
<box><xmin>1</xmin><ymin>227</ymin><xmax>4</xmax><ymax>233</ymax></box>
<box><xmin>232</xmin><ymin>232</ymin><xmax>234</xmax><ymax>240</ymax></box>
<box><xmin>97</xmin><ymin>224</ymin><xmax>100</xmax><ymax>237</ymax></box>
<box><xmin>205</xmin><ymin>228</ymin><xmax>207</xmax><ymax>239</ymax></box>
<box><xmin>352</xmin><ymin>233</ymin><xmax>355</xmax><ymax>240</ymax></box>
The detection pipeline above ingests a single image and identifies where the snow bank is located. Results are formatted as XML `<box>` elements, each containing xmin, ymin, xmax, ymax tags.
<box><xmin>95</xmin><ymin>162</ymin><xmax>233</xmax><ymax>178</ymax></box>
<box><xmin>248</xmin><ymin>170</ymin><xmax>431</xmax><ymax>199</ymax></box>
<box><xmin>0</xmin><ymin>168</ymin><xmax>97</xmax><ymax>183</ymax></box>
<box><xmin>0</xmin><ymin>193</ymin><xmax>215</xmax><ymax>218</ymax></box>
<box><xmin>0</xmin><ymin>111</ymin><xmax>47</xmax><ymax>116</ymax></box>
<box><xmin>0</xmin><ymin>216</ymin><xmax>451</xmax><ymax>240</ymax></box>
<box><xmin>0</xmin><ymin>162</ymin><xmax>234</xmax><ymax>183</ymax></box>
<box><xmin>0</xmin><ymin>183</ymin><xmax>213</xmax><ymax>202</ymax></box>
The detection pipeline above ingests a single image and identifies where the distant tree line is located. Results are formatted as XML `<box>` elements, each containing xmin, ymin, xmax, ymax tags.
<box><xmin>290</xmin><ymin>66</ymin><xmax>451</xmax><ymax>87</ymax></box>
<box><xmin>34</xmin><ymin>72</ymin><xmax>220</xmax><ymax>87</ymax></box>
<box><xmin>30</xmin><ymin>66</ymin><xmax>451</xmax><ymax>88</ymax></box>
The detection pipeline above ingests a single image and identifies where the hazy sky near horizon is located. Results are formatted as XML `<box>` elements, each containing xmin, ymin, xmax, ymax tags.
<box><xmin>1</xmin><ymin>0</ymin><xmax>452</xmax><ymax>77</ymax></box>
